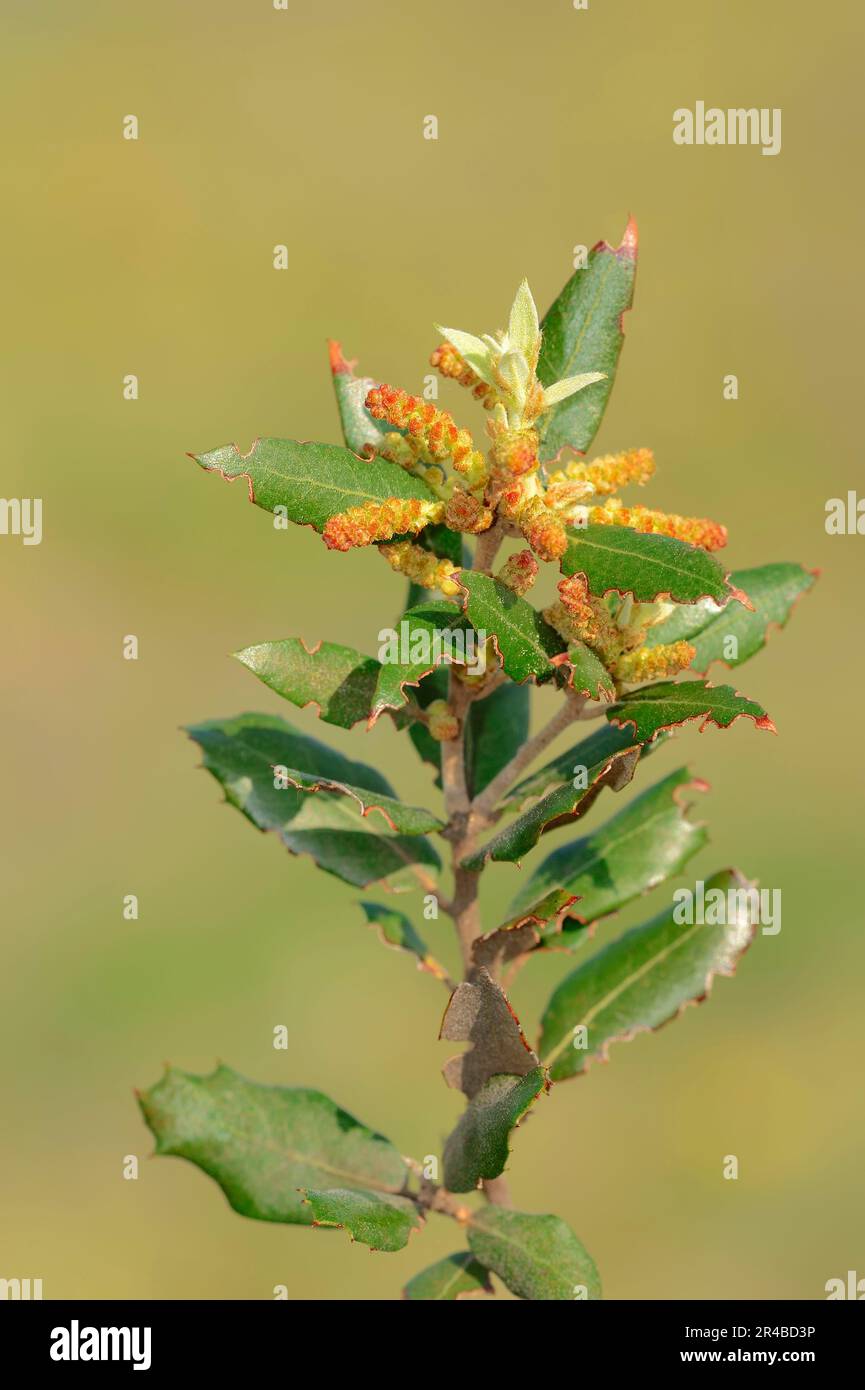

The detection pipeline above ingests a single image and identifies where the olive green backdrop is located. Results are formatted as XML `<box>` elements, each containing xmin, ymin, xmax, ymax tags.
<box><xmin>2</xmin><ymin>0</ymin><xmax>862</xmax><ymax>1300</ymax></box>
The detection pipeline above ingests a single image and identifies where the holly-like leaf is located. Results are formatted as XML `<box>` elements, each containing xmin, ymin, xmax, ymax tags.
<box><xmin>465</xmin><ymin>682</ymin><xmax>531</xmax><ymax>797</ymax></box>
<box><xmin>187</xmin><ymin>713</ymin><xmax>441</xmax><ymax>890</ymax></box>
<box><xmin>372</xmin><ymin>601</ymin><xmax>471</xmax><ymax>722</ymax></box>
<box><xmin>234</xmin><ymin>638</ymin><xmax>380</xmax><ymax>729</ymax></box>
<box><xmin>443</xmin><ymin>1067</ymin><xmax>547</xmax><ymax>1193</ymax></box>
<box><xmin>537</xmin><ymin>218</ymin><xmax>637</xmax><ymax>463</ymax></box>
<box><xmin>193</xmin><ymin>438</ymin><xmax>436</xmax><ymax>532</ymax></box>
<box><xmin>328</xmin><ymin>339</ymin><xmax>394</xmax><ymax>457</ymax></box>
<box><xmin>274</xmin><ymin>764</ymin><xmax>443</xmax><ymax>835</ymax></box>
<box><xmin>561</xmin><ymin>524</ymin><xmax>736</xmax><ymax>605</ymax></box>
<box><xmin>359</xmin><ymin>902</ymin><xmax>449</xmax><ymax>983</ymax></box>
<box><xmin>608</xmin><ymin>679</ymin><xmax>775</xmax><ymax>743</ymax></box>
<box><xmin>462</xmin><ymin>739</ymin><xmax>643</xmax><ymax>870</ymax></box>
<box><xmin>468</xmin><ymin>1208</ymin><xmax>602</xmax><ymax>1301</ymax></box>
<box><xmin>403</xmin><ymin>1252</ymin><xmax>493</xmax><ymax>1301</ymax></box>
<box><xmin>440</xmin><ymin>968</ymin><xmax>539</xmax><ymax>1097</ymax></box>
<box><xmin>138</xmin><ymin>1064</ymin><xmax>410</xmax><ymax>1225</ymax></box>
<box><xmin>507</xmin><ymin>768</ymin><xmax>709</xmax><ymax>941</ymax></box>
<box><xmin>501</xmin><ymin>722</ymin><xmax>660</xmax><ymax>812</ymax></box>
<box><xmin>301</xmin><ymin>1187</ymin><xmax>423</xmax><ymax>1252</ymax></box>
<box><xmin>472</xmin><ymin>890</ymin><xmax>579</xmax><ymax>973</ymax></box>
<box><xmin>456</xmin><ymin>573</ymin><xmax>565</xmax><ymax>683</ymax></box>
<box><xmin>538</xmin><ymin>868</ymin><xmax>757</xmax><ymax>1081</ymax></box>
<box><xmin>644</xmin><ymin>562</ymin><xmax>817</xmax><ymax>675</ymax></box>
<box><xmin>553</xmin><ymin>642</ymin><xmax>616</xmax><ymax>700</ymax></box>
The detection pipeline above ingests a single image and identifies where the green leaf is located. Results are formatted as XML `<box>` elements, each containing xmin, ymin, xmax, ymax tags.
<box><xmin>359</xmin><ymin>901</ymin><xmax>449</xmax><ymax>983</ymax></box>
<box><xmin>234</xmin><ymin>638</ymin><xmax>380</xmax><ymax>729</ymax></box>
<box><xmin>462</xmin><ymin>738</ymin><xmax>643</xmax><ymax>870</ymax></box>
<box><xmin>405</xmin><ymin>665</ymin><xmax>449</xmax><ymax>786</ymax></box>
<box><xmin>537</xmin><ymin>218</ymin><xmax>637</xmax><ymax>463</ymax></box>
<box><xmin>275</xmin><ymin>764</ymin><xmax>443</xmax><ymax>835</ymax></box>
<box><xmin>468</xmin><ymin>1208</ymin><xmax>602</xmax><ymax>1301</ymax></box>
<box><xmin>644</xmin><ymin>562</ymin><xmax>817</xmax><ymax>675</ymax></box>
<box><xmin>328</xmin><ymin>339</ymin><xmax>394</xmax><ymax>457</ymax></box>
<box><xmin>193</xmin><ymin>438</ymin><xmax>436</xmax><ymax>532</ymax></box>
<box><xmin>443</xmin><ymin>1067</ymin><xmax>547</xmax><ymax>1192</ymax></box>
<box><xmin>465</xmin><ymin>682</ymin><xmax>530</xmax><ymax>796</ymax></box>
<box><xmin>301</xmin><ymin>1188</ymin><xmax>422</xmax><ymax>1252</ymax></box>
<box><xmin>538</xmin><ymin>868</ymin><xmax>757</xmax><ymax>1081</ymax></box>
<box><xmin>403</xmin><ymin>1252</ymin><xmax>493</xmax><ymax>1301</ymax></box>
<box><xmin>608</xmin><ymin>679</ymin><xmax>775</xmax><ymax>743</ymax></box>
<box><xmin>372</xmin><ymin>601</ymin><xmax>470</xmax><ymax>721</ymax></box>
<box><xmin>507</xmin><ymin>768</ymin><xmax>709</xmax><ymax>941</ymax></box>
<box><xmin>556</xmin><ymin>642</ymin><xmax>616</xmax><ymax>700</ymax></box>
<box><xmin>187</xmin><ymin>713</ymin><xmax>441</xmax><ymax>890</ymax></box>
<box><xmin>560</xmin><ymin>524</ymin><xmax>735</xmax><ymax>605</ymax></box>
<box><xmin>456</xmin><ymin>572</ymin><xmax>565</xmax><ymax>683</ymax></box>
<box><xmin>138</xmin><ymin>1064</ymin><xmax>409</xmax><ymax>1225</ymax></box>
<box><xmin>501</xmin><ymin>722</ymin><xmax>660</xmax><ymax>812</ymax></box>
<box><xmin>472</xmin><ymin>890</ymin><xmax>579</xmax><ymax>973</ymax></box>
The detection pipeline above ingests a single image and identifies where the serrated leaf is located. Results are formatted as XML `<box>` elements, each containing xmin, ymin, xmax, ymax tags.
<box><xmin>276</xmin><ymin>764</ymin><xmax>443</xmax><ymax>835</ymax></box>
<box><xmin>443</xmin><ymin>1067</ymin><xmax>547</xmax><ymax>1193</ymax></box>
<box><xmin>472</xmin><ymin>890</ymin><xmax>579</xmax><ymax>972</ymax></box>
<box><xmin>561</xmin><ymin>524</ymin><xmax>734</xmax><ymax>605</ymax></box>
<box><xmin>463</xmin><ymin>738</ymin><xmax>643</xmax><ymax>870</ymax></box>
<box><xmin>501</xmin><ymin>722</ymin><xmax>660</xmax><ymax>812</ymax></box>
<box><xmin>537</xmin><ymin>218</ymin><xmax>637</xmax><ymax>462</ymax></box>
<box><xmin>193</xmin><ymin>438</ymin><xmax>436</xmax><ymax>532</ymax></box>
<box><xmin>359</xmin><ymin>901</ymin><xmax>449</xmax><ymax>982</ymax></box>
<box><xmin>608</xmin><ymin>679</ymin><xmax>775</xmax><ymax>743</ymax></box>
<box><xmin>187</xmin><ymin>713</ymin><xmax>440</xmax><ymax>890</ymax></box>
<box><xmin>403</xmin><ymin>1252</ymin><xmax>493</xmax><ymax>1301</ymax></box>
<box><xmin>465</xmin><ymin>682</ymin><xmax>530</xmax><ymax>796</ymax></box>
<box><xmin>301</xmin><ymin>1187</ymin><xmax>423</xmax><ymax>1252</ymax></box>
<box><xmin>372</xmin><ymin>601</ymin><xmax>471</xmax><ymax>722</ymax></box>
<box><xmin>328</xmin><ymin>340</ymin><xmax>394</xmax><ymax>456</ymax></box>
<box><xmin>553</xmin><ymin>641</ymin><xmax>616</xmax><ymax>700</ymax></box>
<box><xmin>138</xmin><ymin>1064</ymin><xmax>409</xmax><ymax>1225</ymax></box>
<box><xmin>644</xmin><ymin>562</ymin><xmax>817</xmax><ymax>674</ymax></box>
<box><xmin>468</xmin><ymin>1208</ymin><xmax>602</xmax><ymax>1301</ymax></box>
<box><xmin>440</xmin><ymin>968</ymin><xmax>539</xmax><ymax>1098</ymax></box>
<box><xmin>234</xmin><ymin>638</ymin><xmax>380</xmax><ymax>729</ymax></box>
<box><xmin>456</xmin><ymin>572</ymin><xmax>565</xmax><ymax>683</ymax></box>
<box><xmin>538</xmin><ymin>868</ymin><xmax>757</xmax><ymax>1081</ymax></box>
<box><xmin>508</xmin><ymin>768</ymin><xmax>709</xmax><ymax>942</ymax></box>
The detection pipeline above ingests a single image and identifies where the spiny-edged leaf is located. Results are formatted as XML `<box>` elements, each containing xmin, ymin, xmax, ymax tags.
<box><xmin>472</xmin><ymin>890</ymin><xmax>579</xmax><ymax>973</ymax></box>
<box><xmin>501</xmin><ymin>722</ymin><xmax>662</xmax><ymax>812</ymax></box>
<box><xmin>538</xmin><ymin>868</ymin><xmax>757</xmax><ymax>1081</ymax></box>
<box><xmin>276</xmin><ymin>764</ymin><xmax>443</xmax><ymax>835</ymax></box>
<box><xmin>456</xmin><ymin>572</ymin><xmax>565</xmax><ymax>683</ymax></box>
<box><xmin>233</xmin><ymin>639</ymin><xmax>379</xmax><ymax>729</ymax></box>
<box><xmin>553</xmin><ymin>642</ymin><xmax>616</xmax><ymax>700</ymax></box>
<box><xmin>468</xmin><ymin>1208</ymin><xmax>602</xmax><ymax>1301</ymax></box>
<box><xmin>440</xmin><ymin>968</ymin><xmax>539</xmax><ymax>1098</ymax></box>
<box><xmin>301</xmin><ymin>1187</ymin><xmax>422</xmax><ymax>1252</ymax></box>
<box><xmin>328</xmin><ymin>339</ymin><xmax>394</xmax><ymax>456</ymax></box>
<box><xmin>443</xmin><ymin>1067</ymin><xmax>547</xmax><ymax>1193</ymax></box>
<box><xmin>608</xmin><ymin>679</ymin><xmax>775</xmax><ymax>743</ymax></box>
<box><xmin>372</xmin><ymin>601</ymin><xmax>470</xmax><ymax>721</ymax></box>
<box><xmin>644</xmin><ymin>562</ymin><xmax>817</xmax><ymax>675</ymax></box>
<box><xmin>537</xmin><ymin>217</ymin><xmax>637</xmax><ymax>463</ymax></box>
<box><xmin>463</xmin><ymin>740</ymin><xmax>643</xmax><ymax>870</ymax></box>
<box><xmin>138</xmin><ymin>1064</ymin><xmax>409</xmax><ymax>1225</ymax></box>
<box><xmin>403</xmin><ymin>1252</ymin><xmax>494</xmax><ymax>1301</ymax></box>
<box><xmin>359</xmin><ymin>901</ymin><xmax>449</xmax><ymax>983</ymax></box>
<box><xmin>508</xmin><ymin>768</ymin><xmax>709</xmax><ymax>942</ymax></box>
<box><xmin>465</xmin><ymin>682</ymin><xmax>530</xmax><ymax>796</ymax></box>
<box><xmin>187</xmin><ymin>713</ymin><xmax>440</xmax><ymax>890</ymax></box>
<box><xmin>193</xmin><ymin>438</ymin><xmax>436</xmax><ymax>532</ymax></box>
<box><xmin>561</xmin><ymin>524</ymin><xmax>736</xmax><ymax>605</ymax></box>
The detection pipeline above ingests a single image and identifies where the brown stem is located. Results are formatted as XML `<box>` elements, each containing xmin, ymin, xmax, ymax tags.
<box><xmin>472</xmin><ymin>521</ymin><xmax>503</xmax><ymax>574</ymax></box>
<box><xmin>471</xmin><ymin>690</ymin><xmax>586</xmax><ymax>827</ymax></box>
<box><xmin>482</xmin><ymin>1175</ymin><xmax>512</xmax><ymax>1207</ymax></box>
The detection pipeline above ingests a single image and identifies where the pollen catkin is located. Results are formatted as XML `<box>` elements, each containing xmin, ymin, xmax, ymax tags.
<box><xmin>426</xmin><ymin>699</ymin><xmax>460</xmax><ymax>742</ymax></box>
<box><xmin>557</xmin><ymin>574</ymin><xmax>598</xmax><ymax>637</ymax></box>
<box><xmin>322</xmin><ymin>497</ymin><xmax>444</xmax><ymax>552</ymax></box>
<box><xmin>378</xmin><ymin>540</ymin><xmax>461</xmax><ymax>596</ymax></box>
<box><xmin>365</xmin><ymin>385</ymin><xmax>486</xmax><ymax>482</ymax></box>
<box><xmin>589</xmin><ymin>498</ymin><xmax>727</xmax><ymax>551</ymax></box>
<box><xmin>614</xmin><ymin>641</ymin><xmax>696</xmax><ymax>682</ymax></box>
<box><xmin>430</xmin><ymin>342</ymin><xmax>499</xmax><ymax>410</ymax></box>
<box><xmin>547</xmin><ymin>447</ymin><xmax>656</xmax><ymax>498</ymax></box>
<box><xmin>445</xmin><ymin>488</ymin><xmax>494</xmax><ymax>534</ymax></box>
<box><xmin>518</xmin><ymin>496</ymin><xmax>568</xmax><ymax>562</ymax></box>
<box><xmin>497</xmin><ymin>549</ymin><xmax>539</xmax><ymax>595</ymax></box>
<box><xmin>489</xmin><ymin>425</ymin><xmax>540</xmax><ymax>478</ymax></box>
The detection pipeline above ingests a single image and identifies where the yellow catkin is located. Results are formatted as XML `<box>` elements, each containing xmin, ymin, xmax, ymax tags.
<box><xmin>497</xmin><ymin>549</ymin><xmax>539</xmax><ymax>595</ymax></box>
<box><xmin>430</xmin><ymin>342</ymin><xmax>500</xmax><ymax>410</ymax></box>
<box><xmin>322</xmin><ymin>497</ymin><xmax>444</xmax><ymax>552</ymax></box>
<box><xmin>378</xmin><ymin>541</ymin><xmax>461</xmax><ymax>596</ymax></box>
<box><xmin>614</xmin><ymin>641</ymin><xmax>696</xmax><ymax>682</ymax></box>
<box><xmin>547</xmin><ymin>447</ymin><xmax>656</xmax><ymax>497</ymax></box>
<box><xmin>365</xmin><ymin>385</ymin><xmax>486</xmax><ymax>483</ymax></box>
<box><xmin>445</xmin><ymin>488</ymin><xmax>494</xmax><ymax>534</ymax></box>
<box><xmin>589</xmin><ymin>498</ymin><xmax>727</xmax><ymax>551</ymax></box>
<box><xmin>517</xmin><ymin>496</ymin><xmax>568</xmax><ymax>562</ymax></box>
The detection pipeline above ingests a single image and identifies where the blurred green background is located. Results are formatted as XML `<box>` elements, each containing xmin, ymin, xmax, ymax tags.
<box><xmin>2</xmin><ymin>0</ymin><xmax>862</xmax><ymax>1300</ymax></box>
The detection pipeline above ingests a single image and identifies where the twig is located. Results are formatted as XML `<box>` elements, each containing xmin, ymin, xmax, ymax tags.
<box><xmin>470</xmin><ymin>690</ymin><xmax>586</xmax><ymax>826</ymax></box>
